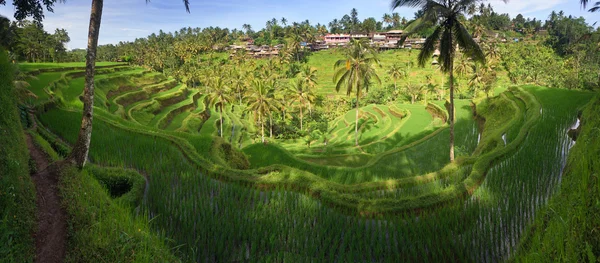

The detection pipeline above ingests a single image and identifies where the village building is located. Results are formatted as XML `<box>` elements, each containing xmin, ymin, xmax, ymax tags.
<box><xmin>324</xmin><ymin>34</ymin><xmax>351</xmax><ymax>46</ymax></box>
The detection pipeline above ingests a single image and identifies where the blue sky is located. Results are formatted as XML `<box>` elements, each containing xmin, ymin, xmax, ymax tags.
<box><xmin>1</xmin><ymin>0</ymin><xmax>597</xmax><ymax>49</ymax></box>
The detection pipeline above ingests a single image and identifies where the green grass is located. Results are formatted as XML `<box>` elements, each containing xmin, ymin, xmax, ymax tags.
<box><xmin>20</xmin><ymin>57</ymin><xmax>598</xmax><ymax>262</ymax></box>
<box><xmin>0</xmin><ymin>50</ymin><xmax>36</xmax><ymax>263</ymax></box>
<box><xmin>34</xmin><ymin>85</ymin><xmax>593</xmax><ymax>261</ymax></box>
<box><xmin>59</xmin><ymin>166</ymin><xmax>181</xmax><ymax>263</ymax></box>
<box><xmin>514</xmin><ymin>93</ymin><xmax>599</xmax><ymax>262</ymax></box>
<box><xmin>19</xmin><ymin>62</ymin><xmax>124</xmax><ymax>72</ymax></box>
<box><xmin>25</xmin><ymin>72</ymin><xmax>64</xmax><ymax>101</ymax></box>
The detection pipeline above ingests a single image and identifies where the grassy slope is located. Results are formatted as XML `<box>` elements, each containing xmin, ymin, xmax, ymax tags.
<box><xmin>0</xmin><ymin>51</ymin><xmax>36</xmax><ymax>262</ymax></box>
<box><xmin>19</xmin><ymin>62</ymin><xmax>123</xmax><ymax>72</ymax></box>
<box><xmin>59</xmin><ymin>166</ymin><xmax>180</xmax><ymax>263</ymax></box>
<box><xmin>18</xmin><ymin>63</ymin><xmax>181</xmax><ymax>262</ymax></box>
<box><xmin>515</xmin><ymin>94</ymin><xmax>600</xmax><ymax>262</ymax></box>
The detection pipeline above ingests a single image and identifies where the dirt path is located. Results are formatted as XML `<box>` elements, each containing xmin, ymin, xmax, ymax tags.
<box><xmin>25</xmin><ymin>134</ymin><xmax>66</xmax><ymax>263</ymax></box>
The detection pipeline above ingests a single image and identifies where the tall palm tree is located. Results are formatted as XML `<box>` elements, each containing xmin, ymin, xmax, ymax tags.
<box><xmin>68</xmin><ymin>0</ymin><xmax>190</xmax><ymax>169</ymax></box>
<box><xmin>383</xmin><ymin>13</ymin><xmax>392</xmax><ymax>28</ymax></box>
<box><xmin>391</xmin><ymin>0</ymin><xmax>498</xmax><ymax>162</ymax></box>
<box><xmin>297</xmin><ymin>65</ymin><xmax>318</xmax><ymax>115</ymax></box>
<box><xmin>387</xmin><ymin>63</ymin><xmax>404</xmax><ymax>91</ymax></box>
<box><xmin>298</xmin><ymin>65</ymin><xmax>318</xmax><ymax>89</ymax></box>
<box><xmin>333</xmin><ymin>38</ymin><xmax>381</xmax><ymax>146</ymax></box>
<box><xmin>245</xmin><ymin>80</ymin><xmax>278</xmax><ymax>143</ymax></box>
<box><xmin>231</xmin><ymin>70</ymin><xmax>249</xmax><ymax>105</ymax></box>
<box><xmin>206</xmin><ymin>76</ymin><xmax>234</xmax><ymax>138</ymax></box>
<box><xmin>288</xmin><ymin>79</ymin><xmax>316</xmax><ymax>131</ymax></box>
<box><xmin>581</xmin><ymin>0</ymin><xmax>600</xmax><ymax>12</ymax></box>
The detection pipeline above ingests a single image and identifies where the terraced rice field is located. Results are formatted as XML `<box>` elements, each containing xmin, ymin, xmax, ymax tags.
<box><xmin>25</xmin><ymin>62</ymin><xmax>594</xmax><ymax>262</ymax></box>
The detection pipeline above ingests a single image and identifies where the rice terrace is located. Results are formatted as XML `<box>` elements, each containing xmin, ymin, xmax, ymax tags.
<box><xmin>1</xmin><ymin>0</ymin><xmax>599</xmax><ymax>262</ymax></box>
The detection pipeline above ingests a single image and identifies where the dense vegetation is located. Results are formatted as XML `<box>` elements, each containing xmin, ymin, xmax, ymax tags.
<box><xmin>0</xmin><ymin>49</ymin><xmax>36</xmax><ymax>262</ymax></box>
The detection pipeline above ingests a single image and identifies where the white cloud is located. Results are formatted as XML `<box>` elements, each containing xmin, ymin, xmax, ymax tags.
<box><xmin>487</xmin><ymin>0</ymin><xmax>566</xmax><ymax>17</ymax></box>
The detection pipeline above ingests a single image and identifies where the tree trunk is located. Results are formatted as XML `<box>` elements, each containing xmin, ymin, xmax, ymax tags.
<box><xmin>269</xmin><ymin>114</ymin><xmax>273</xmax><ymax>138</ymax></box>
<box><xmin>220</xmin><ymin>104</ymin><xmax>223</xmax><ymax>138</ymax></box>
<box><xmin>300</xmin><ymin>106</ymin><xmax>303</xmax><ymax>131</ymax></box>
<box><xmin>355</xmin><ymin>93</ymin><xmax>359</xmax><ymax>146</ymax></box>
<box><xmin>441</xmin><ymin>73</ymin><xmax>445</xmax><ymax>100</ymax></box>
<box><xmin>449</xmin><ymin>64</ymin><xmax>455</xmax><ymax>162</ymax></box>
<box><xmin>68</xmin><ymin>0</ymin><xmax>104</xmax><ymax>169</ymax></box>
<box><xmin>411</xmin><ymin>95</ymin><xmax>415</xmax><ymax>104</ymax></box>
<box><xmin>260</xmin><ymin>114</ymin><xmax>265</xmax><ymax>143</ymax></box>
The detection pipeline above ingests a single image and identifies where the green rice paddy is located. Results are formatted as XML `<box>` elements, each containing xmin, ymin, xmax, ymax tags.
<box><xmin>23</xmin><ymin>50</ymin><xmax>595</xmax><ymax>261</ymax></box>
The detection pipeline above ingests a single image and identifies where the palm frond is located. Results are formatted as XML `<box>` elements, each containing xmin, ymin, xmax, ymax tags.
<box><xmin>439</xmin><ymin>27</ymin><xmax>455</xmax><ymax>73</ymax></box>
<box><xmin>582</xmin><ymin>0</ymin><xmax>590</xmax><ymax>7</ymax></box>
<box><xmin>335</xmin><ymin>70</ymin><xmax>350</xmax><ymax>93</ymax></box>
<box><xmin>391</xmin><ymin>0</ymin><xmax>433</xmax><ymax>9</ymax></box>
<box><xmin>333</xmin><ymin>59</ymin><xmax>347</xmax><ymax>69</ymax></box>
<box><xmin>453</xmin><ymin>21</ymin><xmax>485</xmax><ymax>64</ymax></box>
<box><xmin>418</xmin><ymin>25</ymin><xmax>443</xmax><ymax>67</ymax></box>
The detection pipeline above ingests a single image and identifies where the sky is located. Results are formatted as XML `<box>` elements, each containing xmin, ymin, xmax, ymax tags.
<box><xmin>1</xmin><ymin>0</ymin><xmax>598</xmax><ymax>50</ymax></box>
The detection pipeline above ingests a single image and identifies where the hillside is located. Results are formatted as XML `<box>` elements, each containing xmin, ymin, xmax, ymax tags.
<box><xmin>11</xmin><ymin>53</ymin><xmax>595</xmax><ymax>261</ymax></box>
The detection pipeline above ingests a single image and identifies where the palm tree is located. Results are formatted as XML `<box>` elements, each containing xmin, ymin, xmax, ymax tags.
<box><xmin>206</xmin><ymin>76</ymin><xmax>234</xmax><ymax>138</ymax></box>
<box><xmin>281</xmin><ymin>17</ymin><xmax>288</xmax><ymax>26</ymax></box>
<box><xmin>231</xmin><ymin>70</ymin><xmax>249</xmax><ymax>105</ymax></box>
<box><xmin>387</xmin><ymin>63</ymin><xmax>404</xmax><ymax>91</ymax></box>
<box><xmin>242</xmin><ymin>24</ymin><xmax>252</xmax><ymax>36</ymax></box>
<box><xmin>333</xmin><ymin>38</ymin><xmax>381</xmax><ymax>146</ymax></box>
<box><xmin>288</xmin><ymin>79</ymin><xmax>316</xmax><ymax>131</ymax></box>
<box><xmin>581</xmin><ymin>0</ymin><xmax>600</xmax><ymax>12</ymax></box>
<box><xmin>454</xmin><ymin>54</ymin><xmax>472</xmax><ymax>77</ymax></box>
<box><xmin>383</xmin><ymin>13</ymin><xmax>392</xmax><ymax>28</ymax></box>
<box><xmin>245</xmin><ymin>80</ymin><xmax>278</xmax><ymax>143</ymax></box>
<box><xmin>297</xmin><ymin>65</ymin><xmax>318</xmax><ymax>115</ymax></box>
<box><xmin>68</xmin><ymin>0</ymin><xmax>190</xmax><ymax>169</ymax></box>
<box><xmin>403</xmin><ymin>82</ymin><xmax>424</xmax><ymax>104</ymax></box>
<box><xmin>392</xmin><ymin>0</ymin><xmax>496</xmax><ymax>162</ymax></box>
<box><xmin>298</xmin><ymin>65</ymin><xmax>318</xmax><ymax>89</ymax></box>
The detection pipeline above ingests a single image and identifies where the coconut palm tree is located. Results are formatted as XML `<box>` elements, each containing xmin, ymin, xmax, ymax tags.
<box><xmin>231</xmin><ymin>70</ymin><xmax>249</xmax><ymax>105</ymax></box>
<box><xmin>387</xmin><ymin>63</ymin><xmax>404</xmax><ymax>91</ymax></box>
<box><xmin>245</xmin><ymin>80</ymin><xmax>278</xmax><ymax>143</ymax></box>
<box><xmin>69</xmin><ymin>0</ymin><xmax>190</xmax><ymax>169</ymax></box>
<box><xmin>206</xmin><ymin>76</ymin><xmax>234</xmax><ymax>138</ymax></box>
<box><xmin>581</xmin><ymin>0</ymin><xmax>600</xmax><ymax>12</ymax></box>
<box><xmin>333</xmin><ymin>38</ymin><xmax>381</xmax><ymax>146</ymax></box>
<box><xmin>391</xmin><ymin>0</ymin><xmax>498</xmax><ymax>162</ymax></box>
<box><xmin>403</xmin><ymin>82</ymin><xmax>424</xmax><ymax>104</ymax></box>
<box><xmin>288</xmin><ymin>79</ymin><xmax>316</xmax><ymax>131</ymax></box>
<box><xmin>298</xmin><ymin>65</ymin><xmax>318</xmax><ymax>89</ymax></box>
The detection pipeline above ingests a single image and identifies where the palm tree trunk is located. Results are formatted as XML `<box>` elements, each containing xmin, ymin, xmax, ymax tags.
<box><xmin>449</xmin><ymin>65</ymin><xmax>455</xmax><ymax>162</ymax></box>
<box><xmin>68</xmin><ymin>0</ymin><xmax>104</xmax><ymax>169</ymax></box>
<box><xmin>394</xmin><ymin>81</ymin><xmax>397</xmax><ymax>91</ymax></box>
<box><xmin>355</xmin><ymin>93</ymin><xmax>359</xmax><ymax>146</ymax></box>
<box><xmin>260</xmin><ymin>114</ymin><xmax>265</xmax><ymax>143</ymax></box>
<box><xmin>220</xmin><ymin>104</ymin><xmax>223</xmax><ymax>138</ymax></box>
<box><xmin>300</xmin><ymin>106</ymin><xmax>303</xmax><ymax>131</ymax></box>
<box><xmin>269</xmin><ymin>114</ymin><xmax>273</xmax><ymax>138</ymax></box>
<box><xmin>441</xmin><ymin>73</ymin><xmax>445</xmax><ymax>100</ymax></box>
